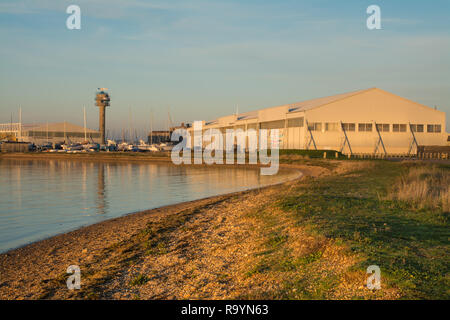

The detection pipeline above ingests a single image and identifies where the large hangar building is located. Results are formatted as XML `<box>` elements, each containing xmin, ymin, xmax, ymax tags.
<box><xmin>0</xmin><ymin>122</ymin><xmax>101</xmax><ymax>145</ymax></box>
<box><xmin>190</xmin><ymin>88</ymin><xmax>448</xmax><ymax>155</ymax></box>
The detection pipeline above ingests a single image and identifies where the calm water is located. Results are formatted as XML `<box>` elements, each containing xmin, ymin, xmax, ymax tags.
<box><xmin>0</xmin><ymin>159</ymin><xmax>298</xmax><ymax>253</ymax></box>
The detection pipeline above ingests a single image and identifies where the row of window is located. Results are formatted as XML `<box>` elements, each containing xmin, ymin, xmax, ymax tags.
<box><xmin>308</xmin><ymin>122</ymin><xmax>441</xmax><ymax>133</ymax></box>
<box><xmin>206</xmin><ymin>117</ymin><xmax>442</xmax><ymax>134</ymax></box>
<box><xmin>279</xmin><ymin>117</ymin><xmax>441</xmax><ymax>134</ymax></box>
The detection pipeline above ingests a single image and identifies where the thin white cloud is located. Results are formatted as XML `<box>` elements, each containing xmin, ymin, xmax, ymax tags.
<box><xmin>383</xmin><ymin>18</ymin><xmax>423</xmax><ymax>25</ymax></box>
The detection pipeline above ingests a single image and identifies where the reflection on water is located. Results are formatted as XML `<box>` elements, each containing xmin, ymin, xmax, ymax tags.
<box><xmin>0</xmin><ymin>159</ymin><xmax>297</xmax><ymax>253</ymax></box>
<box><xmin>97</xmin><ymin>163</ymin><xmax>106</xmax><ymax>215</ymax></box>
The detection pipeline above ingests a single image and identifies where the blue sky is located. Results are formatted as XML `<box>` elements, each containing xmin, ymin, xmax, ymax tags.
<box><xmin>0</xmin><ymin>0</ymin><xmax>449</xmax><ymax>136</ymax></box>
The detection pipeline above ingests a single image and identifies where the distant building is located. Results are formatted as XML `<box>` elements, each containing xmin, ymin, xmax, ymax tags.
<box><xmin>0</xmin><ymin>122</ymin><xmax>101</xmax><ymax>145</ymax></box>
<box><xmin>147</xmin><ymin>131</ymin><xmax>171</xmax><ymax>144</ymax></box>
<box><xmin>148</xmin><ymin>123</ymin><xmax>188</xmax><ymax>144</ymax></box>
<box><xmin>1</xmin><ymin>141</ymin><xmax>31</xmax><ymax>153</ymax></box>
<box><xmin>187</xmin><ymin>88</ymin><xmax>448</xmax><ymax>155</ymax></box>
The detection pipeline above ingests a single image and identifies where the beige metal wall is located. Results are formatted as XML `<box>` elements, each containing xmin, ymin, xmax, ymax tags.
<box><xmin>185</xmin><ymin>88</ymin><xmax>448</xmax><ymax>154</ymax></box>
<box><xmin>304</xmin><ymin>89</ymin><xmax>447</xmax><ymax>154</ymax></box>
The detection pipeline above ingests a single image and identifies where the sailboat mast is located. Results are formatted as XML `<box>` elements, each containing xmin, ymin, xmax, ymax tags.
<box><xmin>83</xmin><ymin>106</ymin><xmax>87</xmax><ymax>142</ymax></box>
<box><xmin>129</xmin><ymin>107</ymin><xmax>132</xmax><ymax>143</ymax></box>
<box><xmin>150</xmin><ymin>109</ymin><xmax>153</xmax><ymax>144</ymax></box>
<box><xmin>19</xmin><ymin>106</ymin><xmax>22</xmax><ymax>142</ymax></box>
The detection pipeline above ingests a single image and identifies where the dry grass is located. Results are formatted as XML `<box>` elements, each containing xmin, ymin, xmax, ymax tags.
<box><xmin>388</xmin><ymin>165</ymin><xmax>450</xmax><ymax>212</ymax></box>
<box><xmin>332</xmin><ymin>160</ymin><xmax>376</xmax><ymax>175</ymax></box>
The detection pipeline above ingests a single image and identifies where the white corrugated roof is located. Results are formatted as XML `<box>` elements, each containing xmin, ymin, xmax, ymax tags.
<box><xmin>282</xmin><ymin>88</ymin><xmax>372</xmax><ymax>113</ymax></box>
<box><xmin>237</xmin><ymin>110</ymin><xmax>258</xmax><ymax>121</ymax></box>
<box><xmin>205</xmin><ymin>88</ymin><xmax>373</xmax><ymax>125</ymax></box>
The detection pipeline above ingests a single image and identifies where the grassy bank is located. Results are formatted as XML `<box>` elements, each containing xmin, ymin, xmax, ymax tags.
<box><xmin>271</xmin><ymin>161</ymin><xmax>449</xmax><ymax>299</ymax></box>
<box><xmin>387</xmin><ymin>164</ymin><xmax>449</xmax><ymax>212</ymax></box>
